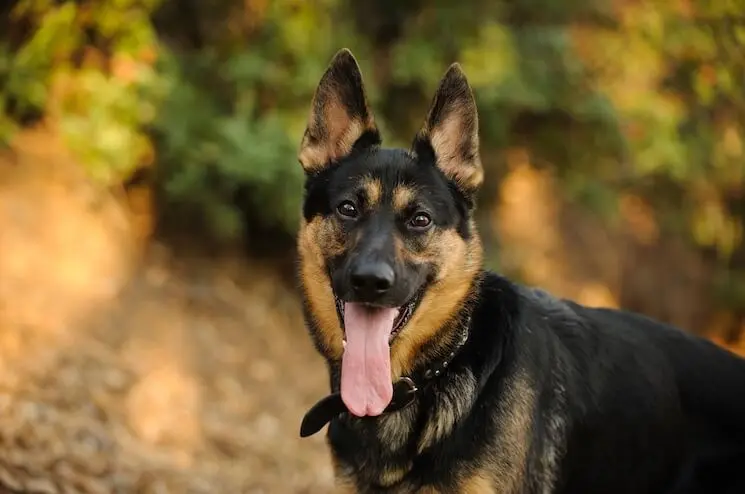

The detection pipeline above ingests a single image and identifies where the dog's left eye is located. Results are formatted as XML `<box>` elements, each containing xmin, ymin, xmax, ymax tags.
<box><xmin>337</xmin><ymin>200</ymin><xmax>359</xmax><ymax>218</ymax></box>
<box><xmin>409</xmin><ymin>212</ymin><xmax>432</xmax><ymax>229</ymax></box>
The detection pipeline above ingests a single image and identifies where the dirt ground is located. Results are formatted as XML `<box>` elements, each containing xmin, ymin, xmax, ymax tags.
<box><xmin>0</xmin><ymin>129</ymin><xmax>333</xmax><ymax>493</ymax></box>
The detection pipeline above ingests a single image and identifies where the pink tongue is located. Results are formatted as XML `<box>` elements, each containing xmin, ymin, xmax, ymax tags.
<box><xmin>341</xmin><ymin>302</ymin><xmax>397</xmax><ymax>417</ymax></box>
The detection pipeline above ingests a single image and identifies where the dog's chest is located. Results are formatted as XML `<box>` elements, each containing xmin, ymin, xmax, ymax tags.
<box><xmin>329</xmin><ymin>371</ymin><xmax>491</xmax><ymax>490</ymax></box>
<box><xmin>333</xmin><ymin>473</ymin><xmax>497</xmax><ymax>493</ymax></box>
<box><xmin>330</xmin><ymin>407</ymin><xmax>499</xmax><ymax>493</ymax></box>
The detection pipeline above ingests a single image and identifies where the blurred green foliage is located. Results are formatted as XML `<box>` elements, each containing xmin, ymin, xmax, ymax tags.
<box><xmin>1</xmin><ymin>0</ymin><xmax>163</xmax><ymax>179</ymax></box>
<box><xmin>1</xmin><ymin>0</ymin><xmax>744</xmax><ymax>302</ymax></box>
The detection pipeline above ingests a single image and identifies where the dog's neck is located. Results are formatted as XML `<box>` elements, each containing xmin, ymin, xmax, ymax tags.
<box><xmin>325</xmin><ymin>309</ymin><xmax>493</xmax><ymax>490</ymax></box>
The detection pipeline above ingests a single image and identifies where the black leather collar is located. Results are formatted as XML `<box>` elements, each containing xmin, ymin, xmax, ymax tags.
<box><xmin>299</xmin><ymin>321</ymin><xmax>470</xmax><ymax>438</ymax></box>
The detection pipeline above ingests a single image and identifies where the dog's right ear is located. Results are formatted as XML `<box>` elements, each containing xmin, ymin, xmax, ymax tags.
<box><xmin>298</xmin><ymin>49</ymin><xmax>381</xmax><ymax>173</ymax></box>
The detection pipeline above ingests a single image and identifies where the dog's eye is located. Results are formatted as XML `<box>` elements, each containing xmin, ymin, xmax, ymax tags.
<box><xmin>409</xmin><ymin>212</ymin><xmax>432</xmax><ymax>229</ymax></box>
<box><xmin>337</xmin><ymin>200</ymin><xmax>359</xmax><ymax>218</ymax></box>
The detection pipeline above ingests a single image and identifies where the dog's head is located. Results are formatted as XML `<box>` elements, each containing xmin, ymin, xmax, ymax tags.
<box><xmin>297</xmin><ymin>49</ymin><xmax>483</xmax><ymax>417</ymax></box>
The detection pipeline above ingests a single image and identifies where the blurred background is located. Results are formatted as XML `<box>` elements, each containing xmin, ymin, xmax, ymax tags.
<box><xmin>0</xmin><ymin>0</ymin><xmax>743</xmax><ymax>492</ymax></box>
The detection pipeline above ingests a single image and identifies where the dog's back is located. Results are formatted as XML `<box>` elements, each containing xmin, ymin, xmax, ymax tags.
<box><xmin>539</xmin><ymin>295</ymin><xmax>745</xmax><ymax>493</ymax></box>
<box><xmin>584</xmin><ymin>306</ymin><xmax>745</xmax><ymax>440</ymax></box>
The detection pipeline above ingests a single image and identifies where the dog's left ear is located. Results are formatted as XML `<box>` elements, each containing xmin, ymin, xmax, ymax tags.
<box><xmin>298</xmin><ymin>49</ymin><xmax>381</xmax><ymax>173</ymax></box>
<box><xmin>413</xmin><ymin>64</ymin><xmax>483</xmax><ymax>193</ymax></box>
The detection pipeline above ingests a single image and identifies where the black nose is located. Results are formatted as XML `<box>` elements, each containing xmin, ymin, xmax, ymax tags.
<box><xmin>350</xmin><ymin>261</ymin><xmax>395</xmax><ymax>301</ymax></box>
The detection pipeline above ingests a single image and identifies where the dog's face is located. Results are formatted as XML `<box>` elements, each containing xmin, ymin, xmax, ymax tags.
<box><xmin>297</xmin><ymin>49</ymin><xmax>483</xmax><ymax>417</ymax></box>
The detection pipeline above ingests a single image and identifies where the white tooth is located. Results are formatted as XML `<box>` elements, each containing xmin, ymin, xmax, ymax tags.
<box><xmin>342</xmin><ymin>339</ymin><xmax>347</xmax><ymax>348</ymax></box>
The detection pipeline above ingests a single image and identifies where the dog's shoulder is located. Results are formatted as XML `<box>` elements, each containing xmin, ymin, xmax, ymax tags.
<box><xmin>477</xmin><ymin>274</ymin><xmax>745</xmax><ymax>492</ymax></box>
<box><xmin>487</xmin><ymin>272</ymin><xmax>745</xmax><ymax>441</ymax></box>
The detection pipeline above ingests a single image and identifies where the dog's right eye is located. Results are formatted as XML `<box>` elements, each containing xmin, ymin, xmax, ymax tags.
<box><xmin>336</xmin><ymin>200</ymin><xmax>359</xmax><ymax>219</ymax></box>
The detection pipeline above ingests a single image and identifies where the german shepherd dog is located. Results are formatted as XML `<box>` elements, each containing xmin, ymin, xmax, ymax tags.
<box><xmin>296</xmin><ymin>49</ymin><xmax>745</xmax><ymax>493</ymax></box>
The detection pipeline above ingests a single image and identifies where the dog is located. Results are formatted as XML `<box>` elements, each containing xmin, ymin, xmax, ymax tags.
<box><xmin>295</xmin><ymin>48</ymin><xmax>745</xmax><ymax>493</ymax></box>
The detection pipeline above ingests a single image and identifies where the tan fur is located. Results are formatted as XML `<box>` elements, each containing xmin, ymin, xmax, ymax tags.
<box><xmin>416</xmin><ymin>64</ymin><xmax>483</xmax><ymax>192</ymax></box>
<box><xmin>426</xmin><ymin>112</ymin><xmax>483</xmax><ymax>190</ymax></box>
<box><xmin>367</xmin><ymin>365</ymin><xmax>534</xmax><ymax>494</ymax></box>
<box><xmin>374</xmin><ymin>478</ymin><xmax>493</xmax><ymax>494</ymax></box>
<box><xmin>378</xmin><ymin>404</ymin><xmax>419</xmax><ymax>451</ymax></box>
<box><xmin>417</xmin><ymin>369</ymin><xmax>477</xmax><ymax>452</ymax></box>
<box><xmin>332</xmin><ymin>454</ymin><xmax>358</xmax><ymax>492</ymax></box>
<box><xmin>393</xmin><ymin>184</ymin><xmax>416</xmax><ymax>212</ymax></box>
<box><xmin>299</xmin><ymin>101</ymin><xmax>373</xmax><ymax>172</ymax></box>
<box><xmin>488</xmin><ymin>368</ymin><xmax>536</xmax><ymax>493</ymax></box>
<box><xmin>378</xmin><ymin>464</ymin><xmax>412</xmax><ymax>487</ymax></box>
<box><xmin>458</xmin><ymin>473</ymin><xmax>496</xmax><ymax>493</ymax></box>
<box><xmin>537</xmin><ymin>383</ymin><xmax>566</xmax><ymax>493</ymax></box>
<box><xmin>335</xmin><ymin>482</ymin><xmax>358</xmax><ymax>494</ymax></box>
<box><xmin>335</xmin><ymin>471</ymin><xmax>499</xmax><ymax>493</ymax></box>
<box><xmin>297</xmin><ymin>216</ymin><xmax>346</xmax><ymax>359</ymax></box>
<box><xmin>299</xmin><ymin>52</ymin><xmax>377</xmax><ymax>172</ymax></box>
<box><xmin>296</xmin><ymin>176</ymin><xmax>384</xmax><ymax>359</ymax></box>
<box><xmin>396</xmin><ymin>224</ymin><xmax>472</xmax><ymax>266</ymax></box>
<box><xmin>373</xmin><ymin>373</ymin><xmax>533</xmax><ymax>494</ymax></box>
<box><xmin>335</xmin><ymin>482</ymin><xmax>358</xmax><ymax>493</ymax></box>
<box><xmin>416</xmin><ymin>482</ymin><xmax>491</xmax><ymax>494</ymax></box>
<box><xmin>417</xmin><ymin>487</ymin><xmax>442</xmax><ymax>494</ymax></box>
<box><xmin>362</xmin><ymin>176</ymin><xmax>383</xmax><ymax>206</ymax></box>
<box><xmin>390</xmin><ymin>225</ymin><xmax>482</xmax><ymax>378</ymax></box>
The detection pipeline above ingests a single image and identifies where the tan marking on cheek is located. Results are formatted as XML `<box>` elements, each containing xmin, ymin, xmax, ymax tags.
<box><xmin>431</xmin><ymin>230</ymin><xmax>468</xmax><ymax>281</ymax></box>
<box><xmin>396</xmin><ymin>231</ymin><xmax>438</xmax><ymax>266</ymax></box>
<box><xmin>392</xmin><ymin>184</ymin><xmax>416</xmax><ymax>212</ymax></box>
<box><xmin>298</xmin><ymin>217</ymin><xmax>345</xmax><ymax>359</ymax></box>
<box><xmin>393</xmin><ymin>235</ymin><xmax>419</xmax><ymax>266</ymax></box>
<box><xmin>361</xmin><ymin>176</ymin><xmax>382</xmax><ymax>206</ymax></box>
<box><xmin>317</xmin><ymin>214</ymin><xmax>347</xmax><ymax>257</ymax></box>
<box><xmin>390</xmin><ymin>227</ymin><xmax>482</xmax><ymax>377</ymax></box>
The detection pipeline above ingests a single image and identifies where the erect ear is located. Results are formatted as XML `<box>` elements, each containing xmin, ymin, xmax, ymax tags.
<box><xmin>412</xmin><ymin>63</ymin><xmax>483</xmax><ymax>193</ymax></box>
<box><xmin>298</xmin><ymin>49</ymin><xmax>381</xmax><ymax>173</ymax></box>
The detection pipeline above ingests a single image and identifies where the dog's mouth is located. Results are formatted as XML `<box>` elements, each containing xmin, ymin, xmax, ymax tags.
<box><xmin>333</xmin><ymin>291</ymin><xmax>423</xmax><ymax>417</ymax></box>
<box><xmin>334</xmin><ymin>292</ymin><xmax>421</xmax><ymax>346</ymax></box>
